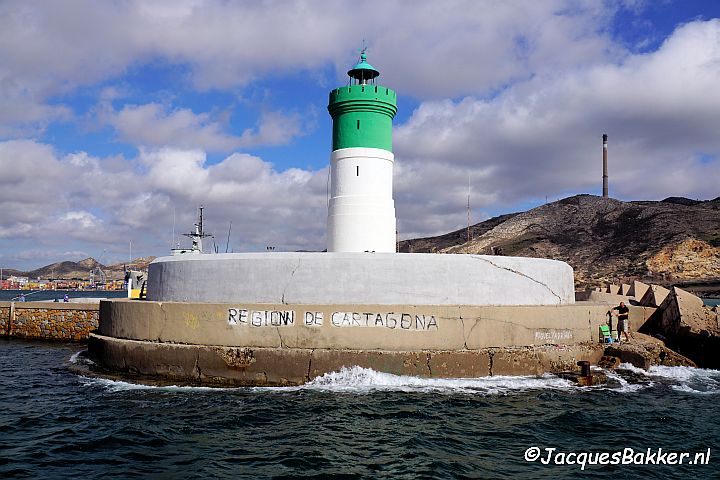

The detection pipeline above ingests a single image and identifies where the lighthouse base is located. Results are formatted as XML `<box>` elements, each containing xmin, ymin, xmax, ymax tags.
<box><xmin>86</xmin><ymin>252</ymin><xmax>590</xmax><ymax>386</ymax></box>
<box><xmin>146</xmin><ymin>252</ymin><xmax>574</xmax><ymax>306</ymax></box>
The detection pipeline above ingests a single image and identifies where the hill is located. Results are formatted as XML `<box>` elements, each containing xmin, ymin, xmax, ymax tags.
<box><xmin>400</xmin><ymin>194</ymin><xmax>720</xmax><ymax>288</ymax></box>
<box><xmin>6</xmin><ymin>257</ymin><xmax>157</xmax><ymax>282</ymax></box>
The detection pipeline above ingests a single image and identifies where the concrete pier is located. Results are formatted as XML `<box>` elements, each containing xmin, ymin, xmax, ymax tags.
<box><xmin>88</xmin><ymin>299</ymin><xmax>656</xmax><ymax>386</ymax></box>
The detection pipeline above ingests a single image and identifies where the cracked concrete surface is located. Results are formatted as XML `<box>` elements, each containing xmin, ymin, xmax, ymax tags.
<box><xmin>473</xmin><ymin>256</ymin><xmax>563</xmax><ymax>304</ymax></box>
<box><xmin>281</xmin><ymin>257</ymin><xmax>302</xmax><ymax>305</ymax></box>
<box><xmin>147</xmin><ymin>252</ymin><xmax>574</xmax><ymax>305</ymax></box>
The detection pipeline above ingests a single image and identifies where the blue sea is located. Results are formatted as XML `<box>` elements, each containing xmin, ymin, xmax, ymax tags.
<box><xmin>0</xmin><ymin>290</ymin><xmax>127</xmax><ymax>302</ymax></box>
<box><xmin>1</xmin><ymin>339</ymin><xmax>718</xmax><ymax>479</ymax></box>
<box><xmin>705</xmin><ymin>297</ymin><xmax>720</xmax><ymax>307</ymax></box>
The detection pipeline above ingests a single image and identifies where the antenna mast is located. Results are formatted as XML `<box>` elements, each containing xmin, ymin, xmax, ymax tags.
<box><xmin>225</xmin><ymin>222</ymin><xmax>232</xmax><ymax>253</ymax></box>
<box><xmin>467</xmin><ymin>174</ymin><xmax>471</xmax><ymax>244</ymax></box>
<box><xmin>602</xmin><ymin>134</ymin><xmax>608</xmax><ymax>198</ymax></box>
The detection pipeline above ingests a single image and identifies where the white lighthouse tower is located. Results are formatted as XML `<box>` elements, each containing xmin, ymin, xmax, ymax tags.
<box><xmin>326</xmin><ymin>50</ymin><xmax>398</xmax><ymax>252</ymax></box>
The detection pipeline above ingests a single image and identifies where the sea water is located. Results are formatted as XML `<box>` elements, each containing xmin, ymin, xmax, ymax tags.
<box><xmin>0</xmin><ymin>339</ymin><xmax>718</xmax><ymax>479</ymax></box>
<box><xmin>0</xmin><ymin>290</ymin><xmax>127</xmax><ymax>302</ymax></box>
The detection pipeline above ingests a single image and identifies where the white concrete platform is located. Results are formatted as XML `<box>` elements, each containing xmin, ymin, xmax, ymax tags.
<box><xmin>147</xmin><ymin>252</ymin><xmax>575</xmax><ymax>305</ymax></box>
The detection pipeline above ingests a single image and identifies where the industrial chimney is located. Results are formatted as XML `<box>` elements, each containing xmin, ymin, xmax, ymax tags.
<box><xmin>602</xmin><ymin>134</ymin><xmax>608</xmax><ymax>198</ymax></box>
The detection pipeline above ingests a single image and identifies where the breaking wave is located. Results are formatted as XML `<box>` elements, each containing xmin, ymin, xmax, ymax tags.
<box><xmin>68</xmin><ymin>350</ymin><xmax>94</xmax><ymax>366</ymax></box>
<box><xmin>79</xmin><ymin>376</ymin><xmax>238</xmax><ymax>393</ymax></box>
<box><xmin>646</xmin><ymin>365</ymin><xmax>720</xmax><ymax>394</ymax></box>
<box><xmin>613</xmin><ymin>363</ymin><xmax>720</xmax><ymax>394</ymax></box>
<box><xmin>76</xmin><ymin>362</ymin><xmax>720</xmax><ymax>396</ymax></box>
<box><xmin>294</xmin><ymin>366</ymin><xmax>576</xmax><ymax>395</ymax></box>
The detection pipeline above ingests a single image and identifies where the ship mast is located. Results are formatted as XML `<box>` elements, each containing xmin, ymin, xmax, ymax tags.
<box><xmin>182</xmin><ymin>206</ymin><xmax>212</xmax><ymax>253</ymax></box>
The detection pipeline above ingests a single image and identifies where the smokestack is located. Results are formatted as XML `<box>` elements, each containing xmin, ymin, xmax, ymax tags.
<box><xmin>602</xmin><ymin>134</ymin><xmax>608</xmax><ymax>198</ymax></box>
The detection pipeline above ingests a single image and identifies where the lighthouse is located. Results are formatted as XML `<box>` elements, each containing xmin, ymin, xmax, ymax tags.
<box><xmin>99</xmin><ymin>49</ymin><xmax>580</xmax><ymax>389</ymax></box>
<box><xmin>326</xmin><ymin>50</ymin><xmax>398</xmax><ymax>252</ymax></box>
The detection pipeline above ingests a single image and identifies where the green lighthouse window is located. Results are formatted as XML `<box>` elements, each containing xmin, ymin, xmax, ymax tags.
<box><xmin>357</xmin><ymin>119</ymin><xmax>360</xmax><ymax>130</ymax></box>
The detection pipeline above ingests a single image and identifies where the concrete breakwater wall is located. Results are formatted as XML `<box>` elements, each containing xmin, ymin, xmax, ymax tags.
<box><xmin>88</xmin><ymin>299</ymin><xmax>656</xmax><ymax>386</ymax></box>
<box><xmin>0</xmin><ymin>302</ymin><xmax>99</xmax><ymax>341</ymax></box>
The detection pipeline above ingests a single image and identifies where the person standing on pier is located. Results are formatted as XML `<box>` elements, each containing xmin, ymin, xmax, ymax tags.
<box><xmin>610</xmin><ymin>301</ymin><xmax>632</xmax><ymax>343</ymax></box>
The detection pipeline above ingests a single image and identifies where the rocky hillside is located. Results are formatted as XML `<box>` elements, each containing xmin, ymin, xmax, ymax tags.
<box><xmin>400</xmin><ymin>194</ymin><xmax>720</xmax><ymax>288</ymax></box>
<box><xmin>8</xmin><ymin>257</ymin><xmax>157</xmax><ymax>281</ymax></box>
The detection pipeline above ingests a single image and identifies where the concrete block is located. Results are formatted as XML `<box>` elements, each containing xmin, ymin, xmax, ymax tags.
<box><xmin>584</xmin><ymin>291</ymin><xmax>631</xmax><ymax>304</ymax></box>
<box><xmin>88</xmin><ymin>334</ymin><xmax>127</xmax><ymax>371</ymax></box>
<box><xmin>88</xmin><ymin>334</ymin><xmax>200</xmax><ymax>380</ymax></box>
<box><xmin>491</xmin><ymin>349</ymin><xmax>544</xmax><ymax>376</ymax></box>
<box><xmin>123</xmin><ymin>339</ymin><xmax>200</xmax><ymax>379</ymax></box>
<box><xmin>658</xmin><ymin>287</ymin><xmax>707</xmax><ymax>336</ymax></box>
<box><xmin>536</xmin><ymin>345</ymin><xmax>605</xmax><ymax>372</ymax></box>
<box><xmin>628</xmin><ymin>281</ymin><xmax>650</xmax><ymax>300</ymax></box>
<box><xmin>428</xmin><ymin>351</ymin><xmax>491</xmax><ymax>377</ymax></box>
<box><xmin>308</xmin><ymin>349</ymin><xmax>432</xmax><ymax>379</ymax></box>
<box><xmin>199</xmin><ymin>347</ymin><xmax>312</xmax><ymax>386</ymax></box>
<box><xmin>639</xmin><ymin>284</ymin><xmax>670</xmax><ymax>307</ymax></box>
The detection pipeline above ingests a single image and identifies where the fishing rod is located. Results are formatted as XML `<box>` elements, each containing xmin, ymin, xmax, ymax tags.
<box><xmin>11</xmin><ymin>290</ymin><xmax>43</xmax><ymax>301</ymax></box>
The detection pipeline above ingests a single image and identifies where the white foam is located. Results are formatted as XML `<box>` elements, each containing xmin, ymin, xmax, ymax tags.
<box><xmin>611</xmin><ymin>364</ymin><xmax>720</xmax><ymax>395</ymax></box>
<box><xmin>602</xmin><ymin>368</ymin><xmax>653</xmax><ymax>393</ymax></box>
<box><xmin>69</xmin><ymin>350</ymin><xmax>95</xmax><ymax>365</ymax></box>
<box><xmin>647</xmin><ymin>365</ymin><xmax>720</xmax><ymax>394</ymax></box>
<box><xmin>617</xmin><ymin>362</ymin><xmax>649</xmax><ymax>375</ymax></box>
<box><xmin>273</xmin><ymin>366</ymin><xmax>577</xmax><ymax>395</ymax></box>
<box><xmin>79</xmin><ymin>376</ymin><xmax>237</xmax><ymax>392</ymax></box>
<box><xmin>77</xmin><ymin>364</ymin><xmax>720</xmax><ymax>395</ymax></box>
<box><xmin>670</xmin><ymin>384</ymin><xmax>718</xmax><ymax>395</ymax></box>
<box><xmin>647</xmin><ymin>365</ymin><xmax>720</xmax><ymax>381</ymax></box>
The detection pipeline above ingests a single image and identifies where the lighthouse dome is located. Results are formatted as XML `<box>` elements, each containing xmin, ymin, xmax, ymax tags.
<box><xmin>347</xmin><ymin>52</ymin><xmax>380</xmax><ymax>84</ymax></box>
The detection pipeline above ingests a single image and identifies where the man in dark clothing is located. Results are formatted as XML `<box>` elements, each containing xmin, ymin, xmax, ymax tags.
<box><xmin>610</xmin><ymin>301</ymin><xmax>632</xmax><ymax>343</ymax></box>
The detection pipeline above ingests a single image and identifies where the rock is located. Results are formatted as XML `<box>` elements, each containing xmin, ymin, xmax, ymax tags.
<box><xmin>646</xmin><ymin>238</ymin><xmax>720</xmax><ymax>281</ymax></box>
<box><xmin>648</xmin><ymin>287</ymin><xmax>720</xmax><ymax>368</ymax></box>
<box><xmin>597</xmin><ymin>355</ymin><xmax>621</xmax><ymax>369</ymax></box>
<box><xmin>557</xmin><ymin>370</ymin><xmax>608</xmax><ymax>386</ymax></box>
<box><xmin>603</xmin><ymin>332</ymin><xmax>696</xmax><ymax>369</ymax></box>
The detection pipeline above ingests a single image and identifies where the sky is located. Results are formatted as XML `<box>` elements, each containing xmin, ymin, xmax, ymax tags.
<box><xmin>1</xmin><ymin>0</ymin><xmax>719</xmax><ymax>270</ymax></box>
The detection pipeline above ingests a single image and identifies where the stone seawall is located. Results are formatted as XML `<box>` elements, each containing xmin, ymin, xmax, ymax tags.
<box><xmin>0</xmin><ymin>302</ymin><xmax>99</xmax><ymax>341</ymax></box>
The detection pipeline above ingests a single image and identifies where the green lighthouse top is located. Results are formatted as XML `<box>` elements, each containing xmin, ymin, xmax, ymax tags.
<box><xmin>347</xmin><ymin>49</ymin><xmax>380</xmax><ymax>84</ymax></box>
<box><xmin>328</xmin><ymin>48</ymin><xmax>397</xmax><ymax>152</ymax></box>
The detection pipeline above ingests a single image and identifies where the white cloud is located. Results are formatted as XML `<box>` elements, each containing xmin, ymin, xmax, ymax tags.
<box><xmin>393</xmin><ymin>19</ymin><xmax>720</xmax><ymax>238</ymax></box>
<box><xmin>99</xmin><ymin>103</ymin><xmax>305</xmax><ymax>151</ymax></box>
<box><xmin>0</xmin><ymin>139</ymin><xmax>327</xmax><ymax>268</ymax></box>
<box><xmin>0</xmin><ymin>0</ymin><xmax>625</xmax><ymax>132</ymax></box>
<box><xmin>238</xmin><ymin>110</ymin><xmax>305</xmax><ymax>148</ymax></box>
<box><xmin>109</xmin><ymin>104</ymin><xmax>239</xmax><ymax>151</ymax></box>
<box><xmin>59</xmin><ymin>211</ymin><xmax>102</xmax><ymax>230</ymax></box>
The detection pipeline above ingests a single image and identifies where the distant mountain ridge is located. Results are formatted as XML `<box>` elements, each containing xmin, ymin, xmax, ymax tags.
<box><xmin>3</xmin><ymin>257</ymin><xmax>156</xmax><ymax>281</ymax></box>
<box><xmin>400</xmin><ymin>194</ymin><xmax>720</xmax><ymax>288</ymax></box>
